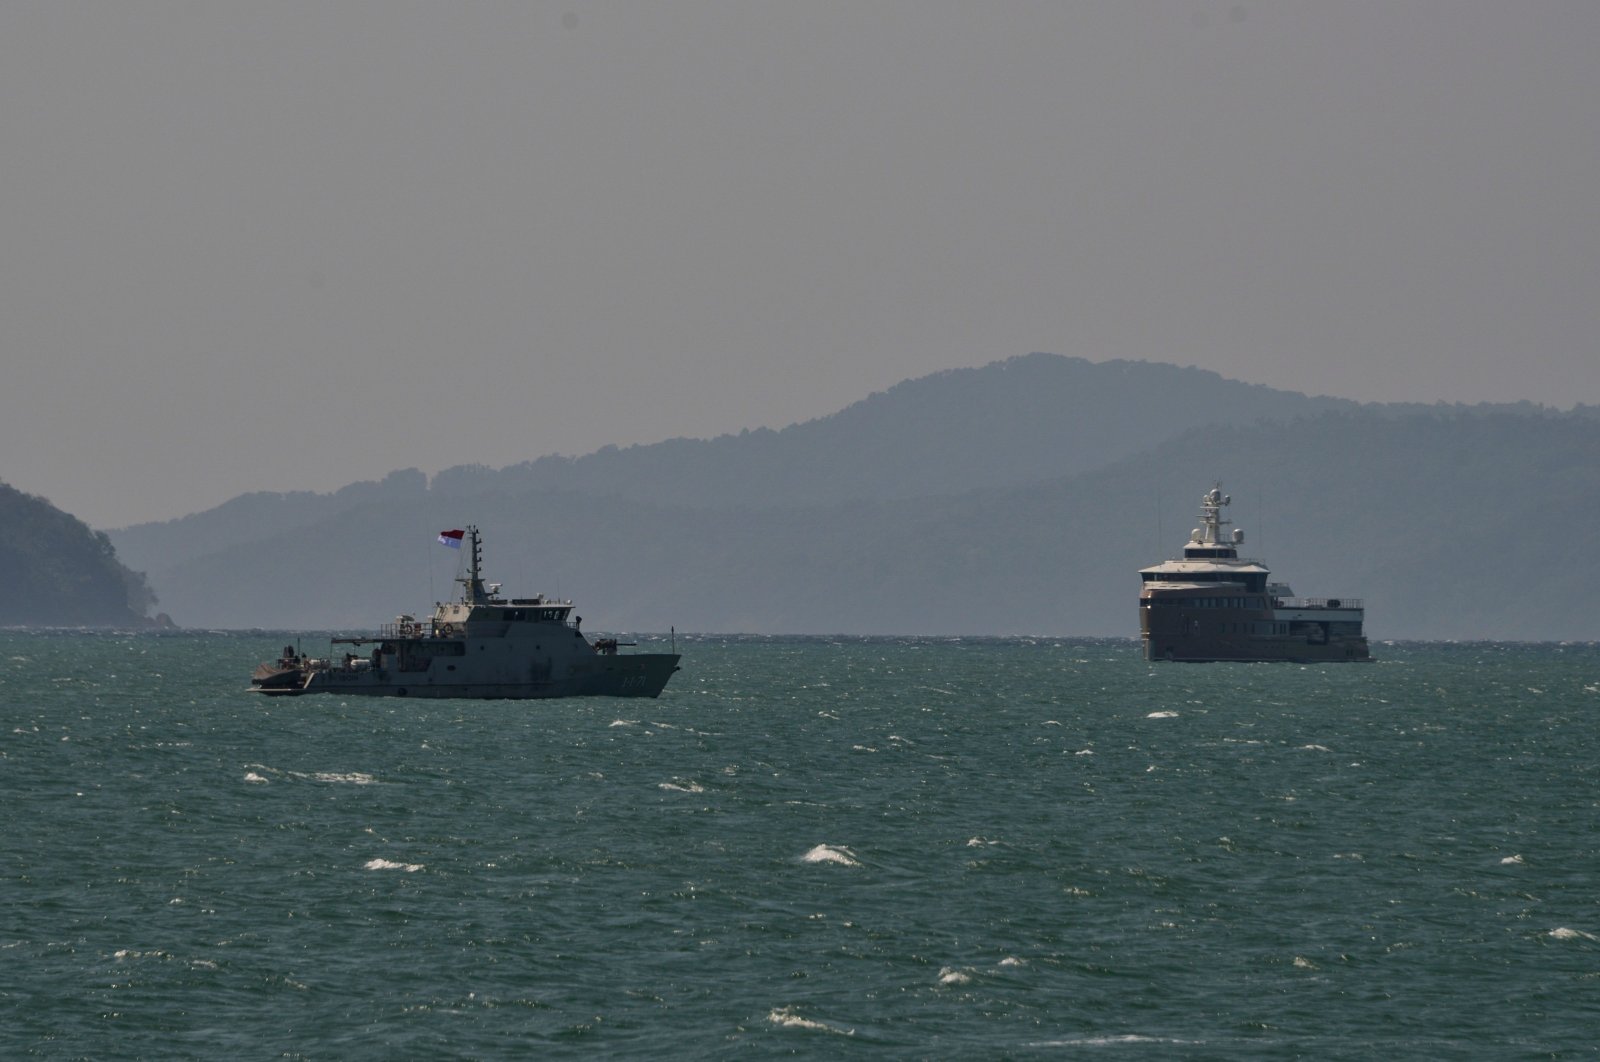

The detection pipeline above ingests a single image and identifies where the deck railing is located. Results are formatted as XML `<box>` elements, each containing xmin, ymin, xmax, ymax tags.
<box><xmin>379</xmin><ymin>621</ymin><xmax>439</xmax><ymax>639</ymax></box>
<box><xmin>1274</xmin><ymin>598</ymin><xmax>1363</xmax><ymax>610</ymax></box>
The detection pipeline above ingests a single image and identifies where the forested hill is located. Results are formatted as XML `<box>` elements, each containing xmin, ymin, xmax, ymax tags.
<box><xmin>110</xmin><ymin>404</ymin><xmax>1600</xmax><ymax>640</ymax></box>
<box><xmin>0</xmin><ymin>482</ymin><xmax>159</xmax><ymax>627</ymax></box>
<box><xmin>423</xmin><ymin>354</ymin><xmax>1364</xmax><ymax>509</ymax></box>
<box><xmin>112</xmin><ymin>355</ymin><xmax>1360</xmax><ymax>577</ymax></box>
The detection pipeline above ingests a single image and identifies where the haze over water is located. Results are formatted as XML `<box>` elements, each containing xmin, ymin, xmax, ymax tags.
<box><xmin>5</xmin><ymin>632</ymin><xmax>1598</xmax><ymax>1057</ymax></box>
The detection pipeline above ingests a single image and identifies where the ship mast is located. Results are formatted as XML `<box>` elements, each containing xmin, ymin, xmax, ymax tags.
<box><xmin>1184</xmin><ymin>484</ymin><xmax>1242</xmax><ymax>557</ymax></box>
<box><xmin>1195</xmin><ymin>485</ymin><xmax>1231</xmax><ymax>546</ymax></box>
<box><xmin>458</xmin><ymin>525</ymin><xmax>490</xmax><ymax>604</ymax></box>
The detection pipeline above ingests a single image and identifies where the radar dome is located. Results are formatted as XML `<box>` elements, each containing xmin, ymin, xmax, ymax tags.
<box><xmin>1208</xmin><ymin>488</ymin><xmax>1222</xmax><ymax>503</ymax></box>
<box><xmin>1232</xmin><ymin>529</ymin><xmax>1244</xmax><ymax>543</ymax></box>
<box><xmin>1190</xmin><ymin>529</ymin><xmax>1202</xmax><ymax>542</ymax></box>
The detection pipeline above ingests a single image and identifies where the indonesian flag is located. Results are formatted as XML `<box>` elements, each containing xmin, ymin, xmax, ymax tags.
<box><xmin>437</xmin><ymin>529</ymin><xmax>465</xmax><ymax>548</ymax></box>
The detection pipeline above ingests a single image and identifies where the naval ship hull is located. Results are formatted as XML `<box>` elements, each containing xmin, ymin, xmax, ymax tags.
<box><xmin>255</xmin><ymin>650</ymin><xmax>681</xmax><ymax>699</ymax></box>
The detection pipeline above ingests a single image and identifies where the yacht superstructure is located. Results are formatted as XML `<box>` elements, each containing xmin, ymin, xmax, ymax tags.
<box><xmin>1138</xmin><ymin>486</ymin><xmax>1369</xmax><ymax>662</ymax></box>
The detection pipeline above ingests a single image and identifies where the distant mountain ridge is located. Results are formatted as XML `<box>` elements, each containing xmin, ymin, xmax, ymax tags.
<box><xmin>112</xmin><ymin>355</ymin><xmax>1357</xmax><ymax>574</ymax></box>
<box><xmin>106</xmin><ymin>354</ymin><xmax>1600</xmax><ymax>639</ymax></box>
<box><xmin>425</xmin><ymin>353</ymin><xmax>1362</xmax><ymax>508</ymax></box>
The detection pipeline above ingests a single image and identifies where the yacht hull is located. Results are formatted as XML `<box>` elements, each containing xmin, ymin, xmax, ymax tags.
<box><xmin>1141</xmin><ymin>635</ymin><xmax>1369</xmax><ymax>663</ymax></box>
<box><xmin>1141</xmin><ymin>591</ymin><xmax>1368</xmax><ymax>663</ymax></box>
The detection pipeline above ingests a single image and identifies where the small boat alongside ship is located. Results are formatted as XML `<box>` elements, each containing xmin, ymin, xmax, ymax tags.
<box><xmin>1139</xmin><ymin>486</ymin><xmax>1369</xmax><ymax>663</ymax></box>
<box><xmin>251</xmin><ymin>526</ymin><xmax>680</xmax><ymax>698</ymax></box>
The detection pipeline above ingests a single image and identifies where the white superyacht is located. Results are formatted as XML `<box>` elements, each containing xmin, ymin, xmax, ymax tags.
<box><xmin>1139</xmin><ymin>486</ymin><xmax>1369</xmax><ymax>663</ymax></box>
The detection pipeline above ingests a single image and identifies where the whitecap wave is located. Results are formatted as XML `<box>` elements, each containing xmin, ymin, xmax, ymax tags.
<box><xmin>658</xmin><ymin>780</ymin><xmax>705</xmax><ymax>793</ymax></box>
<box><xmin>1501</xmin><ymin>854</ymin><xmax>1525</xmax><ymax>865</ymax></box>
<box><xmin>937</xmin><ymin>966</ymin><xmax>974</xmax><ymax>985</ymax></box>
<box><xmin>1146</xmin><ymin>710</ymin><xmax>1178</xmax><ymax>719</ymax></box>
<box><xmin>1548</xmin><ymin>927</ymin><xmax>1597</xmax><ymax>941</ymax></box>
<box><xmin>801</xmin><ymin>844</ymin><xmax>860</xmax><ymax>867</ymax></box>
<box><xmin>766</xmin><ymin>1006</ymin><xmax>853</xmax><ymax>1035</ymax></box>
<box><xmin>243</xmin><ymin>772</ymin><xmax>268</xmax><ymax>785</ymax></box>
<box><xmin>364</xmin><ymin>858</ymin><xmax>424</xmax><ymax>872</ymax></box>
<box><xmin>271</xmin><ymin>766</ymin><xmax>377</xmax><ymax>785</ymax></box>
<box><xmin>1031</xmin><ymin>1035</ymin><xmax>1197</xmax><ymax>1047</ymax></box>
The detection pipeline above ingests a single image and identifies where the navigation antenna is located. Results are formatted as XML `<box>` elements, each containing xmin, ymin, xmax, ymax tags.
<box><xmin>1256</xmin><ymin>483</ymin><xmax>1263</xmax><ymax>559</ymax></box>
<box><xmin>1157</xmin><ymin>487</ymin><xmax>1163</xmax><ymax>557</ymax></box>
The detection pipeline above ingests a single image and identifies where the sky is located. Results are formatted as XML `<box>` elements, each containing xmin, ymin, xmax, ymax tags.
<box><xmin>3</xmin><ymin>2</ymin><xmax>1597</xmax><ymax>529</ymax></box>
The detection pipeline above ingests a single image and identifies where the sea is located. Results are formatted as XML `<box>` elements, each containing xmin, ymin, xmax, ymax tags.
<box><xmin>4</xmin><ymin>631</ymin><xmax>1598</xmax><ymax>1060</ymax></box>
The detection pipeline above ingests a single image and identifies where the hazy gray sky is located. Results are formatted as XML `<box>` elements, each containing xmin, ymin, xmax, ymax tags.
<box><xmin>4</xmin><ymin>2</ymin><xmax>1597</xmax><ymax>528</ymax></box>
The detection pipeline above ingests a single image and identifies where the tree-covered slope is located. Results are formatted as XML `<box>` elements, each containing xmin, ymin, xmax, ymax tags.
<box><xmin>111</xmin><ymin>354</ymin><xmax>1357</xmax><ymax>579</ymax></box>
<box><xmin>428</xmin><ymin>353</ymin><xmax>1362</xmax><ymax>508</ymax></box>
<box><xmin>131</xmin><ymin>409</ymin><xmax>1600</xmax><ymax>640</ymax></box>
<box><xmin>0</xmin><ymin>482</ymin><xmax>157</xmax><ymax>627</ymax></box>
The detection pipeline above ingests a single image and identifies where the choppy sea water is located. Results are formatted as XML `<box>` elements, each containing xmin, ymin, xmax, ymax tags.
<box><xmin>3</xmin><ymin>631</ymin><xmax>1598</xmax><ymax>1059</ymax></box>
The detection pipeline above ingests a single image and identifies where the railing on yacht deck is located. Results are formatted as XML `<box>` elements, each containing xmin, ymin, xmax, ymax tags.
<box><xmin>1273</xmin><ymin>598</ymin><xmax>1363</xmax><ymax>610</ymax></box>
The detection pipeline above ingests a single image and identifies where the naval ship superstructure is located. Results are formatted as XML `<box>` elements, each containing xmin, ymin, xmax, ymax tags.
<box><xmin>1138</xmin><ymin>486</ymin><xmax>1369</xmax><ymax>663</ymax></box>
<box><xmin>251</xmin><ymin>526</ymin><xmax>680</xmax><ymax>697</ymax></box>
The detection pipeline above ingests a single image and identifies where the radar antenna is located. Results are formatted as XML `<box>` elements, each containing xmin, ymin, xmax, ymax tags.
<box><xmin>1196</xmin><ymin>483</ymin><xmax>1234</xmax><ymax>546</ymax></box>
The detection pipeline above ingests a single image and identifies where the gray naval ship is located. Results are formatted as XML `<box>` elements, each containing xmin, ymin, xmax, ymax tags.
<box><xmin>251</xmin><ymin>526</ymin><xmax>680</xmax><ymax>698</ymax></box>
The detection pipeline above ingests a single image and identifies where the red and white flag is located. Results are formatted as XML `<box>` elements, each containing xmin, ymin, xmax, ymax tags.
<box><xmin>437</xmin><ymin>529</ymin><xmax>465</xmax><ymax>549</ymax></box>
